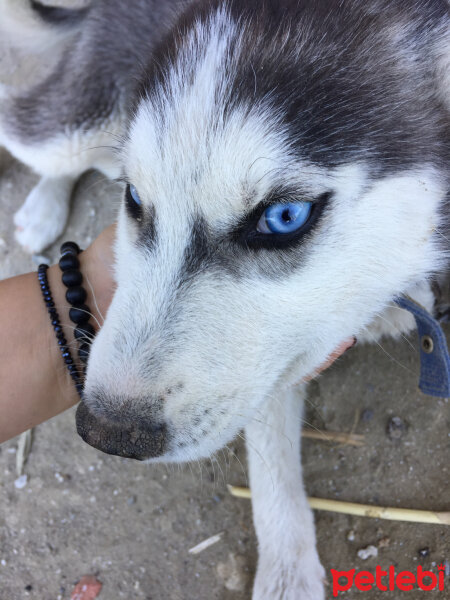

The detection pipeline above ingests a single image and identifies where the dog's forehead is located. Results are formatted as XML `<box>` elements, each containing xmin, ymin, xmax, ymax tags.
<box><xmin>121</xmin><ymin>6</ymin><xmax>337</xmax><ymax>223</ymax></box>
<box><xmin>125</xmin><ymin>103</ymin><xmax>300</xmax><ymax>224</ymax></box>
<box><xmin>124</xmin><ymin>99</ymin><xmax>335</xmax><ymax>225</ymax></box>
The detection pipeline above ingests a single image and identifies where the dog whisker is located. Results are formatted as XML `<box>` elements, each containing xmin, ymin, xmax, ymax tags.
<box><xmin>84</xmin><ymin>274</ymin><xmax>105</xmax><ymax>325</ymax></box>
<box><xmin>361</xmin><ymin>326</ymin><xmax>416</xmax><ymax>374</ymax></box>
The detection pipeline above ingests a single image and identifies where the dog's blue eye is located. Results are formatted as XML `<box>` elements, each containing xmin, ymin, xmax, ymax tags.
<box><xmin>256</xmin><ymin>202</ymin><xmax>312</xmax><ymax>234</ymax></box>
<box><xmin>129</xmin><ymin>184</ymin><xmax>141</xmax><ymax>205</ymax></box>
<box><xmin>125</xmin><ymin>183</ymin><xmax>143</xmax><ymax>221</ymax></box>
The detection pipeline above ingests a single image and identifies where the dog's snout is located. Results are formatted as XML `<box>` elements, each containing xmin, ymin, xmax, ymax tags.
<box><xmin>76</xmin><ymin>401</ymin><xmax>167</xmax><ymax>460</ymax></box>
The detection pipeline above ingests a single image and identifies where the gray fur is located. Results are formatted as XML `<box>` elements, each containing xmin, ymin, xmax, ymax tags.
<box><xmin>3</xmin><ymin>0</ymin><xmax>184</xmax><ymax>143</ymax></box>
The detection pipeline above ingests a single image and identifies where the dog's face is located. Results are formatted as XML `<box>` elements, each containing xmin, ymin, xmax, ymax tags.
<box><xmin>79</xmin><ymin>3</ymin><xmax>447</xmax><ymax>461</ymax></box>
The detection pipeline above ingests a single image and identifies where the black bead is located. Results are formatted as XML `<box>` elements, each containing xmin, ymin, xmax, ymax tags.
<box><xmin>60</xmin><ymin>241</ymin><xmax>80</xmax><ymax>256</ymax></box>
<box><xmin>78</xmin><ymin>343</ymin><xmax>90</xmax><ymax>363</ymax></box>
<box><xmin>65</xmin><ymin>286</ymin><xmax>87</xmax><ymax>305</ymax></box>
<box><xmin>59</xmin><ymin>254</ymin><xmax>80</xmax><ymax>272</ymax></box>
<box><xmin>62</xmin><ymin>269</ymin><xmax>83</xmax><ymax>288</ymax></box>
<box><xmin>69</xmin><ymin>304</ymin><xmax>91</xmax><ymax>324</ymax></box>
<box><xmin>74</xmin><ymin>323</ymin><xmax>95</xmax><ymax>341</ymax></box>
<box><xmin>38</xmin><ymin>266</ymin><xmax>84</xmax><ymax>399</ymax></box>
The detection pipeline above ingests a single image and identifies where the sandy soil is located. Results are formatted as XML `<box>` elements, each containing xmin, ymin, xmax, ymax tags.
<box><xmin>0</xmin><ymin>3</ymin><xmax>449</xmax><ymax>599</ymax></box>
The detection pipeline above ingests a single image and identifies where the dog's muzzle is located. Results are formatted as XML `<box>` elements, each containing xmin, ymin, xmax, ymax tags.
<box><xmin>75</xmin><ymin>402</ymin><xmax>167</xmax><ymax>460</ymax></box>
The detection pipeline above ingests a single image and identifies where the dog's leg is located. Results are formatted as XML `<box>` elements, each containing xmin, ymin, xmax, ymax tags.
<box><xmin>246</xmin><ymin>384</ymin><xmax>325</xmax><ymax>600</ymax></box>
<box><xmin>13</xmin><ymin>176</ymin><xmax>74</xmax><ymax>253</ymax></box>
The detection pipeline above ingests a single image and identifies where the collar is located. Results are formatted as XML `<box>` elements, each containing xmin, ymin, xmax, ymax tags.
<box><xmin>394</xmin><ymin>295</ymin><xmax>450</xmax><ymax>398</ymax></box>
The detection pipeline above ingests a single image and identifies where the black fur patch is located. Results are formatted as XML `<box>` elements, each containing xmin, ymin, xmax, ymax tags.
<box><xmin>30</xmin><ymin>0</ymin><xmax>89</xmax><ymax>25</ymax></box>
<box><xmin>136</xmin><ymin>0</ymin><xmax>449</xmax><ymax>173</ymax></box>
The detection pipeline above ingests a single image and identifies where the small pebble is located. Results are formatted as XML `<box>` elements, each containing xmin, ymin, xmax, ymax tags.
<box><xmin>361</xmin><ymin>409</ymin><xmax>374</xmax><ymax>422</ymax></box>
<box><xmin>378</xmin><ymin>537</ymin><xmax>390</xmax><ymax>548</ymax></box>
<box><xmin>387</xmin><ymin>416</ymin><xmax>407</xmax><ymax>440</ymax></box>
<box><xmin>70</xmin><ymin>575</ymin><xmax>102</xmax><ymax>600</ymax></box>
<box><xmin>347</xmin><ymin>530</ymin><xmax>355</xmax><ymax>542</ymax></box>
<box><xmin>418</xmin><ymin>547</ymin><xmax>430</xmax><ymax>558</ymax></box>
<box><xmin>14</xmin><ymin>474</ymin><xmax>28</xmax><ymax>489</ymax></box>
<box><xmin>357</xmin><ymin>545</ymin><xmax>378</xmax><ymax>560</ymax></box>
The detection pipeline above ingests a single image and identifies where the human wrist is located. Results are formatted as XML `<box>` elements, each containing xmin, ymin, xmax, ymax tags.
<box><xmin>44</xmin><ymin>229</ymin><xmax>116</xmax><ymax>387</ymax></box>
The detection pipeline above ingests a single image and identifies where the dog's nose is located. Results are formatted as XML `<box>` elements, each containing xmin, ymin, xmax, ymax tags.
<box><xmin>75</xmin><ymin>402</ymin><xmax>167</xmax><ymax>460</ymax></box>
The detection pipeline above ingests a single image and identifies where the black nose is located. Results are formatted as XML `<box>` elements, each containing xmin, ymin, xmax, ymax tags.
<box><xmin>75</xmin><ymin>402</ymin><xmax>167</xmax><ymax>460</ymax></box>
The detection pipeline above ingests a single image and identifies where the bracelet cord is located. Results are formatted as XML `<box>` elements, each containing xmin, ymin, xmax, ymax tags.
<box><xmin>37</xmin><ymin>263</ymin><xmax>84</xmax><ymax>396</ymax></box>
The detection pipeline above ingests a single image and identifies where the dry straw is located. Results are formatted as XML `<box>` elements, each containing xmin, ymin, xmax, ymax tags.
<box><xmin>227</xmin><ymin>485</ymin><xmax>450</xmax><ymax>526</ymax></box>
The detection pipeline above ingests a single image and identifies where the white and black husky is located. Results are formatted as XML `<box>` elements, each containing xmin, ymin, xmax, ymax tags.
<box><xmin>1</xmin><ymin>0</ymin><xmax>449</xmax><ymax>597</ymax></box>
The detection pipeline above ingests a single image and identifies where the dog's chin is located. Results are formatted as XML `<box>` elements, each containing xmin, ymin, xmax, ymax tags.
<box><xmin>149</xmin><ymin>436</ymin><xmax>233</xmax><ymax>464</ymax></box>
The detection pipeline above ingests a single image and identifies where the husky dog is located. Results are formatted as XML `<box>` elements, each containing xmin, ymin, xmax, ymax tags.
<box><xmin>1</xmin><ymin>0</ymin><xmax>449</xmax><ymax>597</ymax></box>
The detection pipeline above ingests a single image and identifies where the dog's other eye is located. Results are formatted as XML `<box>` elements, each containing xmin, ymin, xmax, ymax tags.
<box><xmin>125</xmin><ymin>183</ymin><xmax>142</xmax><ymax>221</ymax></box>
<box><xmin>256</xmin><ymin>202</ymin><xmax>312</xmax><ymax>234</ymax></box>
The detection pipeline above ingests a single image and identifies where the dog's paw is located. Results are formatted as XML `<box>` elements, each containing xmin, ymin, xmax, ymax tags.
<box><xmin>13</xmin><ymin>177</ymin><xmax>71</xmax><ymax>253</ymax></box>
<box><xmin>252</xmin><ymin>550</ymin><xmax>325</xmax><ymax>600</ymax></box>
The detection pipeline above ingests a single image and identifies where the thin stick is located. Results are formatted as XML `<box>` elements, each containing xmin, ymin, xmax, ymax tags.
<box><xmin>227</xmin><ymin>486</ymin><xmax>450</xmax><ymax>526</ymax></box>
<box><xmin>301</xmin><ymin>428</ymin><xmax>364</xmax><ymax>447</ymax></box>
<box><xmin>188</xmin><ymin>532</ymin><xmax>223</xmax><ymax>554</ymax></box>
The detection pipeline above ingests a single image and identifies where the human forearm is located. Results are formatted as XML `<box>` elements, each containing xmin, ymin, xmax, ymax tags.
<box><xmin>0</xmin><ymin>226</ymin><xmax>115</xmax><ymax>443</ymax></box>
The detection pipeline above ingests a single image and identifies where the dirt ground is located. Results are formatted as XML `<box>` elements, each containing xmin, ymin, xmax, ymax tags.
<box><xmin>0</xmin><ymin>4</ymin><xmax>449</xmax><ymax>599</ymax></box>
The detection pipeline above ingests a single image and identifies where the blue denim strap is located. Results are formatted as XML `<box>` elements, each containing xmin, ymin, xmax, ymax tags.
<box><xmin>394</xmin><ymin>296</ymin><xmax>450</xmax><ymax>398</ymax></box>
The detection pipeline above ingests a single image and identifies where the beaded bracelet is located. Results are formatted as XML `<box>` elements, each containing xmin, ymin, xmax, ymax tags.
<box><xmin>37</xmin><ymin>264</ymin><xmax>84</xmax><ymax>396</ymax></box>
<box><xmin>58</xmin><ymin>242</ymin><xmax>95</xmax><ymax>372</ymax></box>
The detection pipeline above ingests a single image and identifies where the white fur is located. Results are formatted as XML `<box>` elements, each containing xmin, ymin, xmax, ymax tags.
<box><xmin>0</xmin><ymin>121</ymin><xmax>122</xmax><ymax>252</ymax></box>
<box><xmin>246</xmin><ymin>385</ymin><xmax>325</xmax><ymax>600</ymax></box>
<box><xmin>0</xmin><ymin>0</ymin><xmax>79</xmax><ymax>51</ymax></box>
<box><xmin>13</xmin><ymin>176</ymin><xmax>73</xmax><ymax>253</ymax></box>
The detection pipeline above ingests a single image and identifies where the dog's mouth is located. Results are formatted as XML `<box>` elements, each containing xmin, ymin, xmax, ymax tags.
<box><xmin>75</xmin><ymin>402</ymin><xmax>167</xmax><ymax>461</ymax></box>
